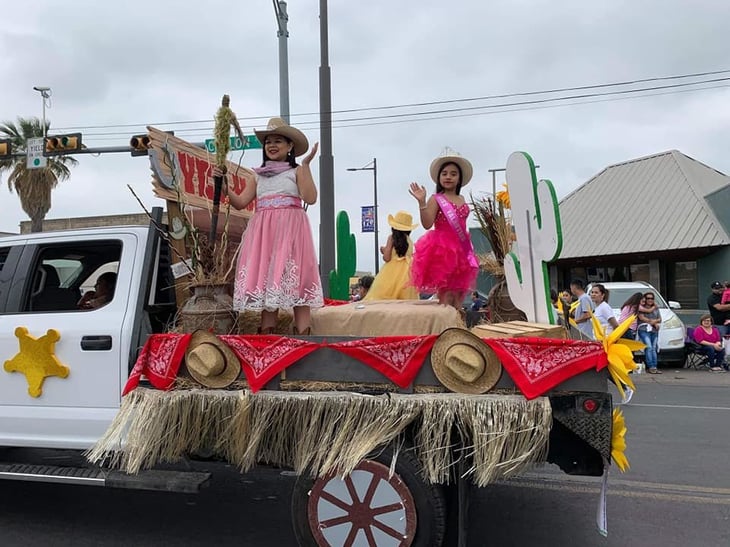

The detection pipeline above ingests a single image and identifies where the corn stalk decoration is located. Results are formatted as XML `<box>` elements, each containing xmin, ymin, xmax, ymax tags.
<box><xmin>210</xmin><ymin>95</ymin><xmax>245</xmax><ymax>242</ymax></box>
<box><xmin>503</xmin><ymin>151</ymin><xmax>563</xmax><ymax>324</ymax></box>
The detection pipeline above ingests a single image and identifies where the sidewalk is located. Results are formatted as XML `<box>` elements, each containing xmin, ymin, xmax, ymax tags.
<box><xmin>632</xmin><ymin>366</ymin><xmax>730</xmax><ymax>387</ymax></box>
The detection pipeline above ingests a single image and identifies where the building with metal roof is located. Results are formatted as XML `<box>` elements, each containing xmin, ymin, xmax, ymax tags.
<box><xmin>550</xmin><ymin>150</ymin><xmax>730</xmax><ymax>308</ymax></box>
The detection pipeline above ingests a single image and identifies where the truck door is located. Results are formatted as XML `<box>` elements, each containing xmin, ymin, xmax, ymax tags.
<box><xmin>0</xmin><ymin>233</ymin><xmax>139</xmax><ymax>448</ymax></box>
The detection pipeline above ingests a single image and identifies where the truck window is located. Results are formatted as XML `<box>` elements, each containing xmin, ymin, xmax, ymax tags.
<box><xmin>0</xmin><ymin>248</ymin><xmax>8</xmax><ymax>272</ymax></box>
<box><xmin>24</xmin><ymin>241</ymin><xmax>122</xmax><ymax>313</ymax></box>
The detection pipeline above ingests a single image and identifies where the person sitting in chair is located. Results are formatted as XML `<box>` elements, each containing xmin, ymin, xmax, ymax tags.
<box><xmin>693</xmin><ymin>314</ymin><xmax>728</xmax><ymax>372</ymax></box>
<box><xmin>78</xmin><ymin>272</ymin><xmax>117</xmax><ymax>310</ymax></box>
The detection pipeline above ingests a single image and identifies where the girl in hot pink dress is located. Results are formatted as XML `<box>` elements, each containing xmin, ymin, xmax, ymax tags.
<box><xmin>224</xmin><ymin>118</ymin><xmax>323</xmax><ymax>334</ymax></box>
<box><xmin>409</xmin><ymin>150</ymin><xmax>479</xmax><ymax>309</ymax></box>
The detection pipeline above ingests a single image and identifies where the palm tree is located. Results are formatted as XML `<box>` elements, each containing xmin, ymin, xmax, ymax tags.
<box><xmin>0</xmin><ymin>117</ymin><xmax>78</xmax><ymax>232</ymax></box>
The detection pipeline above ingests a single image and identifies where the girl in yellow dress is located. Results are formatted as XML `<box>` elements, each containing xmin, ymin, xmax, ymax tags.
<box><xmin>364</xmin><ymin>211</ymin><xmax>419</xmax><ymax>301</ymax></box>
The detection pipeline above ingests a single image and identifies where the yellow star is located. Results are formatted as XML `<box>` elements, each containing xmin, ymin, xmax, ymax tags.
<box><xmin>3</xmin><ymin>327</ymin><xmax>70</xmax><ymax>398</ymax></box>
<box><xmin>590</xmin><ymin>313</ymin><xmax>645</xmax><ymax>400</ymax></box>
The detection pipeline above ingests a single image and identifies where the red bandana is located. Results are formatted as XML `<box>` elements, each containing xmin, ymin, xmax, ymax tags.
<box><xmin>221</xmin><ymin>335</ymin><xmax>320</xmax><ymax>392</ymax></box>
<box><xmin>123</xmin><ymin>333</ymin><xmax>192</xmax><ymax>395</ymax></box>
<box><xmin>329</xmin><ymin>336</ymin><xmax>437</xmax><ymax>387</ymax></box>
<box><xmin>482</xmin><ymin>337</ymin><xmax>607</xmax><ymax>399</ymax></box>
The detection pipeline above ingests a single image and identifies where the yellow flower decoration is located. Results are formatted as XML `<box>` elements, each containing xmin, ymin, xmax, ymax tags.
<box><xmin>611</xmin><ymin>408</ymin><xmax>629</xmax><ymax>472</ymax></box>
<box><xmin>495</xmin><ymin>184</ymin><xmax>511</xmax><ymax>209</ymax></box>
<box><xmin>590</xmin><ymin>312</ymin><xmax>645</xmax><ymax>400</ymax></box>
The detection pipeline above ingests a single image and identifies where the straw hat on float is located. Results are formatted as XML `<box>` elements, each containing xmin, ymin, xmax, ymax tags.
<box><xmin>184</xmin><ymin>330</ymin><xmax>240</xmax><ymax>389</ymax></box>
<box><xmin>429</xmin><ymin>147</ymin><xmax>473</xmax><ymax>186</ymax></box>
<box><xmin>431</xmin><ymin>328</ymin><xmax>502</xmax><ymax>394</ymax></box>
<box><xmin>387</xmin><ymin>211</ymin><xmax>419</xmax><ymax>231</ymax></box>
<box><xmin>254</xmin><ymin>117</ymin><xmax>309</xmax><ymax>157</ymax></box>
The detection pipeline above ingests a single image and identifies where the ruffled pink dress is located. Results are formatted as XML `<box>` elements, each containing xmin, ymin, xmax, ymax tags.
<box><xmin>410</xmin><ymin>202</ymin><xmax>478</xmax><ymax>294</ymax></box>
<box><xmin>233</xmin><ymin>167</ymin><xmax>324</xmax><ymax>312</ymax></box>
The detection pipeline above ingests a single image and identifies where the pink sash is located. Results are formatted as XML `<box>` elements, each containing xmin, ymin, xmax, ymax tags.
<box><xmin>434</xmin><ymin>194</ymin><xmax>478</xmax><ymax>269</ymax></box>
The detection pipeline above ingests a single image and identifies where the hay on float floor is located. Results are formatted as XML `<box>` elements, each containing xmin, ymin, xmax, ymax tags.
<box><xmin>236</xmin><ymin>310</ymin><xmax>294</xmax><ymax>335</ymax></box>
<box><xmin>86</xmin><ymin>388</ymin><xmax>551</xmax><ymax>487</ymax></box>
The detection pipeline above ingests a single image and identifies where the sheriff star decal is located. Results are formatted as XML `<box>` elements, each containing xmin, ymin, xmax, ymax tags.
<box><xmin>3</xmin><ymin>327</ymin><xmax>70</xmax><ymax>397</ymax></box>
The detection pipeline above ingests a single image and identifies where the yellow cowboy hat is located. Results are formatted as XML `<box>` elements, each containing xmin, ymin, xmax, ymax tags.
<box><xmin>387</xmin><ymin>211</ymin><xmax>419</xmax><ymax>231</ymax></box>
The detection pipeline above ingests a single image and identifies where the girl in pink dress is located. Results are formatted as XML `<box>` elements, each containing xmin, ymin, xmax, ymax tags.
<box><xmin>408</xmin><ymin>150</ymin><xmax>479</xmax><ymax>309</ymax></box>
<box><xmin>223</xmin><ymin>118</ymin><xmax>323</xmax><ymax>334</ymax></box>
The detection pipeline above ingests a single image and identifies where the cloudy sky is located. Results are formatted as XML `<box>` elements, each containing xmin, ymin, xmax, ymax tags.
<box><xmin>1</xmin><ymin>1</ymin><xmax>729</xmax><ymax>272</ymax></box>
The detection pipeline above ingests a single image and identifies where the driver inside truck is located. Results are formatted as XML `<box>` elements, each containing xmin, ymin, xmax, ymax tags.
<box><xmin>78</xmin><ymin>272</ymin><xmax>117</xmax><ymax>310</ymax></box>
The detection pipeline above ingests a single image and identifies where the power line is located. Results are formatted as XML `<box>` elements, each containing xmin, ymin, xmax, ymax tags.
<box><xmin>54</xmin><ymin>68</ymin><xmax>730</xmax><ymax>133</ymax></box>
<box><xmin>83</xmin><ymin>82</ymin><xmax>728</xmax><ymax>142</ymax></box>
<box><xmin>77</xmin><ymin>76</ymin><xmax>730</xmax><ymax>141</ymax></box>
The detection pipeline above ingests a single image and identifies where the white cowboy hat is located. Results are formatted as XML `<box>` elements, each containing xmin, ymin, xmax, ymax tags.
<box><xmin>254</xmin><ymin>117</ymin><xmax>309</xmax><ymax>157</ymax></box>
<box><xmin>184</xmin><ymin>330</ymin><xmax>240</xmax><ymax>389</ymax></box>
<box><xmin>431</xmin><ymin>328</ymin><xmax>502</xmax><ymax>394</ymax></box>
<box><xmin>429</xmin><ymin>147</ymin><xmax>473</xmax><ymax>186</ymax></box>
<box><xmin>387</xmin><ymin>211</ymin><xmax>419</xmax><ymax>231</ymax></box>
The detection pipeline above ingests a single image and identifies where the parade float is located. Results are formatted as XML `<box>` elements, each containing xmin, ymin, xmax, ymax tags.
<box><xmin>0</xmin><ymin>98</ymin><xmax>636</xmax><ymax>546</ymax></box>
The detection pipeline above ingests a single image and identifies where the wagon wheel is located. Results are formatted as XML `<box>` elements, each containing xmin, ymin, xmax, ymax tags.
<box><xmin>292</xmin><ymin>449</ymin><xmax>446</xmax><ymax>547</ymax></box>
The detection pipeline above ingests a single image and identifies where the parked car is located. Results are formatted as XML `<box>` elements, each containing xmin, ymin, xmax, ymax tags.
<box><xmin>586</xmin><ymin>281</ymin><xmax>686</xmax><ymax>366</ymax></box>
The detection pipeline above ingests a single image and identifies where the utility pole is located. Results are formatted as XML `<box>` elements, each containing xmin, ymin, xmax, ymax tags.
<box><xmin>319</xmin><ymin>0</ymin><xmax>335</xmax><ymax>296</ymax></box>
<box><xmin>273</xmin><ymin>1</ymin><xmax>290</xmax><ymax>123</ymax></box>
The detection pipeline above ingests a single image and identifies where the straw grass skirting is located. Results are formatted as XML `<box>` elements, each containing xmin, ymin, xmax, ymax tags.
<box><xmin>86</xmin><ymin>388</ymin><xmax>552</xmax><ymax>487</ymax></box>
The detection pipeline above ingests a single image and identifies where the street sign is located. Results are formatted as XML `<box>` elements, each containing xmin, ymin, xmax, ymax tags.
<box><xmin>26</xmin><ymin>137</ymin><xmax>47</xmax><ymax>169</ymax></box>
<box><xmin>204</xmin><ymin>135</ymin><xmax>262</xmax><ymax>153</ymax></box>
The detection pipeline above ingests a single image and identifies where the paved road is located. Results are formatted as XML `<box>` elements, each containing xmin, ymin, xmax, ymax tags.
<box><xmin>0</xmin><ymin>368</ymin><xmax>728</xmax><ymax>546</ymax></box>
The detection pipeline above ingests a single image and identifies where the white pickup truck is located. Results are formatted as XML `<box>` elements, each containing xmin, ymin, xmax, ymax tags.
<box><xmin>0</xmin><ymin>209</ymin><xmax>613</xmax><ymax>546</ymax></box>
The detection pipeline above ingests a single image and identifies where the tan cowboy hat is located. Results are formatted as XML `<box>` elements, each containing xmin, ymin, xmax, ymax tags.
<box><xmin>429</xmin><ymin>147</ymin><xmax>473</xmax><ymax>186</ymax></box>
<box><xmin>184</xmin><ymin>330</ymin><xmax>240</xmax><ymax>388</ymax></box>
<box><xmin>254</xmin><ymin>117</ymin><xmax>309</xmax><ymax>157</ymax></box>
<box><xmin>431</xmin><ymin>328</ymin><xmax>501</xmax><ymax>394</ymax></box>
<box><xmin>387</xmin><ymin>211</ymin><xmax>419</xmax><ymax>231</ymax></box>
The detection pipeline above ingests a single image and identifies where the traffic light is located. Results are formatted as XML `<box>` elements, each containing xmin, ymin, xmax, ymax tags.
<box><xmin>0</xmin><ymin>139</ymin><xmax>11</xmax><ymax>160</ymax></box>
<box><xmin>130</xmin><ymin>134</ymin><xmax>152</xmax><ymax>157</ymax></box>
<box><xmin>44</xmin><ymin>133</ymin><xmax>82</xmax><ymax>157</ymax></box>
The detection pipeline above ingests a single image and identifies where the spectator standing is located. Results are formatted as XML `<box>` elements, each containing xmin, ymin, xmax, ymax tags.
<box><xmin>707</xmin><ymin>281</ymin><xmax>730</xmax><ymax>336</ymax></box>
<box><xmin>570</xmin><ymin>279</ymin><xmax>594</xmax><ymax>339</ymax></box>
<box><xmin>637</xmin><ymin>292</ymin><xmax>662</xmax><ymax>374</ymax></box>
<box><xmin>589</xmin><ymin>283</ymin><xmax>619</xmax><ymax>334</ymax></box>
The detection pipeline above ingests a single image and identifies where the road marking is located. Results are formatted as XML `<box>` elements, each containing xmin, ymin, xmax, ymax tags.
<box><xmin>500</xmin><ymin>477</ymin><xmax>730</xmax><ymax>505</ymax></box>
<box><xmin>624</xmin><ymin>403</ymin><xmax>730</xmax><ymax>411</ymax></box>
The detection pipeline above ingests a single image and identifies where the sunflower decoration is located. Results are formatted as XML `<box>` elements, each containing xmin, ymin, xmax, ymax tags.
<box><xmin>495</xmin><ymin>183</ymin><xmax>511</xmax><ymax>210</ymax></box>
<box><xmin>590</xmin><ymin>312</ymin><xmax>645</xmax><ymax>400</ymax></box>
<box><xmin>611</xmin><ymin>408</ymin><xmax>629</xmax><ymax>472</ymax></box>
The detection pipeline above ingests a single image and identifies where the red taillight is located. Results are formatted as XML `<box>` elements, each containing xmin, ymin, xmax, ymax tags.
<box><xmin>582</xmin><ymin>398</ymin><xmax>599</xmax><ymax>413</ymax></box>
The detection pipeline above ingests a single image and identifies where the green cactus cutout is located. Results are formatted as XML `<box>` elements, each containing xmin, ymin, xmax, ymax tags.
<box><xmin>503</xmin><ymin>151</ymin><xmax>563</xmax><ymax>325</ymax></box>
<box><xmin>328</xmin><ymin>211</ymin><xmax>357</xmax><ymax>300</ymax></box>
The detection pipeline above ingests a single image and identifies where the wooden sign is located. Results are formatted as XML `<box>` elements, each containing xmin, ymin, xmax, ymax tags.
<box><xmin>146</xmin><ymin>126</ymin><xmax>256</xmax><ymax>218</ymax></box>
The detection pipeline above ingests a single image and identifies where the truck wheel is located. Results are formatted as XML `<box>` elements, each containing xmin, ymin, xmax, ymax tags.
<box><xmin>291</xmin><ymin>448</ymin><xmax>446</xmax><ymax>546</ymax></box>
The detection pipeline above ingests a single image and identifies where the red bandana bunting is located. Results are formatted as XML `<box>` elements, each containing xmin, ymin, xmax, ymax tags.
<box><xmin>221</xmin><ymin>335</ymin><xmax>320</xmax><ymax>392</ymax></box>
<box><xmin>482</xmin><ymin>337</ymin><xmax>607</xmax><ymax>399</ymax></box>
<box><xmin>328</xmin><ymin>335</ymin><xmax>437</xmax><ymax>387</ymax></box>
<box><xmin>123</xmin><ymin>333</ymin><xmax>192</xmax><ymax>395</ymax></box>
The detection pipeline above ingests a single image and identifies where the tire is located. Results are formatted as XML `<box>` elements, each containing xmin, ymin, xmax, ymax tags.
<box><xmin>291</xmin><ymin>447</ymin><xmax>446</xmax><ymax>546</ymax></box>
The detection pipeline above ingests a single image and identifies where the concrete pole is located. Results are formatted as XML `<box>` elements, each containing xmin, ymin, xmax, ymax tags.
<box><xmin>373</xmin><ymin>158</ymin><xmax>379</xmax><ymax>274</ymax></box>
<box><xmin>274</xmin><ymin>1</ymin><xmax>291</xmax><ymax>124</ymax></box>
<box><xmin>318</xmin><ymin>0</ymin><xmax>335</xmax><ymax>296</ymax></box>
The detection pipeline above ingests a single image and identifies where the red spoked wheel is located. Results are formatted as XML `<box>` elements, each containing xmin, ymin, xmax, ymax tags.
<box><xmin>292</xmin><ymin>449</ymin><xmax>446</xmax><ymax>547</ymax></box>
<box><xmin>307</xmin><ymin>459</ymin><xmax>416</xmax><ymax>546</ymax></box>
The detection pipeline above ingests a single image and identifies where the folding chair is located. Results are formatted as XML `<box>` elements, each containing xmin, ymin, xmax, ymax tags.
<box><xmin>684</xmin><ymin>326</ymin><xmax>710</xmax><ymax>370</ymax></box>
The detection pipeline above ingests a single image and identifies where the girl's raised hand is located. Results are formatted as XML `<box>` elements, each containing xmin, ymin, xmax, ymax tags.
<box><xmin>302</xmin><ymin>142</ymin><xmax>319</xmax><ymax>166</ymax></box>
<box><xmin>408</xmin><ymin>182</ymin><xmax>427</xmax><ymax>203</ymax></box>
